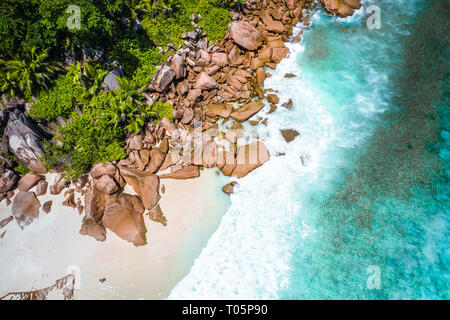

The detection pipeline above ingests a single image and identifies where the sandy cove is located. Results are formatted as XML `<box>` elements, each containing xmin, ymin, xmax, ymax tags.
<box><xmin>0</xmin><ymin>169</ymin><xmax>230</xmax><ymax>299</ymax></box>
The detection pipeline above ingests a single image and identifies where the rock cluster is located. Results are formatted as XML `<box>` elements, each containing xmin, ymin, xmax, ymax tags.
<box><xmin>320</xmin><ymin>0</ymin><xmax>362</xmax><ymax>18</ymax></box>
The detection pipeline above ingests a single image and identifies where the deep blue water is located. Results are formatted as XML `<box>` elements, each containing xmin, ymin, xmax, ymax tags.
<box><xmin>170</xmin><ymin>0</ymin><xmax>449</xmax><ymax>299</ymax></box>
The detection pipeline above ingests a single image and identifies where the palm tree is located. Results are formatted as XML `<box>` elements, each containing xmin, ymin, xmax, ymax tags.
<box><xmin>0</xmin><ymin>47</ymin><xmax>60</xmax><ymax>99</ymax></box>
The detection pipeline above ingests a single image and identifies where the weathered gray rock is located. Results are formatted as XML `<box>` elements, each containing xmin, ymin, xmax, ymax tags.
<box><xmin>152</xmin><ymin>65</ymin><xmax>176</xmax><ymax>92</ymax></box>
<box><xmin>170</xmin><ymin>54</ymin><xmax>186</xmax><ymax>80</ymax></box>
<box><xmin>2</xmin><ymin>111</ymin><xmax>47</xmax><ymax>173</ymax></box>
<box><xmin>0</xmin><ymin>170</ymin><xmax>19</xmax><ymax>194</ymax></box>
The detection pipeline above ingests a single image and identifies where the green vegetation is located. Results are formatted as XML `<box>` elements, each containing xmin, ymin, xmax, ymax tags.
<box><xmin>37</xmin><ymin>64</ymin><xmax>173</xmax><ymax>179</ymax></box>
<box><xmin>0</xmin><ymin>0</ymin><xmax>236</xmax><ymax>179</ymax></box>
<box><xmin>0</xmin><ymin>47</ymin><xmax>60</xmax><ymax>100</ymax></box>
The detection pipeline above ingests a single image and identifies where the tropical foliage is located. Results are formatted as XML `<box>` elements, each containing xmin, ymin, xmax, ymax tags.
<box><xmin>0</xmin><ymin>0</ymin><xmax>234</xmax><ymax>178</ymax></box>
<box><xmin>0</xmin><ymin>47</ymin><xmax>60</xmax><ymax>99</ymax></box>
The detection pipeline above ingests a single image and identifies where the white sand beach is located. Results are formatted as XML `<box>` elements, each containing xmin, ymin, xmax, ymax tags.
<box><xmin>0</xmin><ymin>168</ymin><xmax>230</xmax><ymax>299</ymax></box>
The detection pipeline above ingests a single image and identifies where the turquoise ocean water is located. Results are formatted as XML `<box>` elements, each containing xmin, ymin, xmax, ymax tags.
<box><xmin>170</xmin><ymin>0</ymin><xmax>449</xmax><ymax>299</ymax></box>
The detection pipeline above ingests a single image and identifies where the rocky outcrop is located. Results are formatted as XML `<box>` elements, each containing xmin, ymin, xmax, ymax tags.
<box><xmin>151</xmin><ymin>65</ymin><xmax>176</xmax><ymax>92</ymax></box>
<box><xmin>232</xmin><ymin>141</ymin><xmax>270</xmax><ymax>178</ymax></box>
<box><xmin>35</xmin><ymin>180</ymin><xmax>48</xmax><ymax>196</ymax></box>
<box><xmin>95</xmin><ymin>175</ymin><xmax>119</xmax><ymax>195</ymax></box>
<box><xmin>229</xmin><ymin>21</ymin><xmax>263</xmax><ymax>51</ymax></box>
<box><xmin>194</xmin><ymin>72</ymin><xmax>218</xmax><ymax>90</ymax></box>
<box><xmin>230</xmin><ymin>100</ymin><xmax>265</xmax><ymax>122</ymax></box>
<box><xmin>2</xmin><ymin>111</ymin><xmax>48</xmax><ymax>173</ymax></box>
<box><xmin>11</xmin><ymin>192</ymin><xmax>41</xmax><ymax>229</ymax></box>
<box><xmin>205</xmin><ymin>104</ymin><xmax>233</xmax><ymax>118</ymax></box>
<box><xmin>280</xmin><ymin>129</ymin><xmax>300</xmax><ymax>143</ymax></box>
<box><xmin>320</xmin><ymin>0</ymin><xmax>362</xmax><ymax>18</ymax></box>
<box><xmin>119</xmin><ymin>167</ymin><xmax>160</xmax><ymax>210</ymax></box>
<box><xmin>90</xmin><ymin>162</ymin><xmax>117</xmax><ymax>179</ymax></box>
<box><xmin>170</xmin><ymin>54</ymin><xmax>186</xmax><ymax>80</ymax></box>
<box><xmin>79</xmin><ymin>185</ymin><xmax>113</xmax><ymax>242</ymax></box>
<box><xmin>159</xmin><ymin>165</ymin><xmax>200</xmax><ymax>180</ymax></box>
<box><xmin>17</xmin><ymin>173</ymin><xmax>45</xmax><ymax>192</ymax></box>
<box><xmin>0</xmin><ymin>170</ymin><xmax>19</xmax><ymax>194</ymax></box>
<box><xmin>147</xmin><ymin>148</ymin><xmax>166</xmax><ymax>174</ymax></box>
<box><xmin>102</xmin><ymin>193</ymin><xmax>147</xmax><ymax>246</ymax></box>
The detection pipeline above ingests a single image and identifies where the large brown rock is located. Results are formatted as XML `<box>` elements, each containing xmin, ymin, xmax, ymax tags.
<box><xmin>222</xmin><ymin>181</ymin><xmax>238</xmax><ymax>195</ymax></box>
<box><xmin>79</xmin><ymin>218</ymin><xmax>106</xmax><ymax>242</ymax></box>
<box><xmin>181</xmin><ymin>108</ymin><xmax>194</xmax><ymax>125</ymax></box>
<box><xmin>95</xmin><ymin>175</ymin><xmax>119</xmax><ymax>195</ymax></box>
<box><xmin>80</xmin><ymin>185</ymin><xmax>113</xmax><ymax>242</ymax></box>
<box><xmin>128</xmin><ymin>135</ymin><xmax>144</xmax><ymax>150</ymax></box>
<box><xmin>230</xmin><ymin>100</ymin><xmax>265</xmax><ymax>122</ymax></box>
<box><xmin>194</xmin><ymin>72</ymin><xmax>218</xmax><ymax>90</ymax></box>
<box><xmin>205</xmin><ymin>104</ymin><xmax>233</xmax><ymax>118</ymax></box>
<box><xmin>262</xmin><ymin>15</ymin><xmax>286</xmax><ymax>33</ymax></box>
<box><xmin>119</xmin><ymin>167</ymin><xmax>160</xmax><ymax>210</ymax></box>
<box><xmin>186</xmin><ymin>88</ymin><xmax>202</xmax><ymax>104</ymax></box>
<box><xmin>35</xmin><ymin>180</ymin><xmax>48</xmax><ymax>196</ymax></box>
<box><xmin>216</xmin><ymin>151</ymin><xmax>237</xmax><ymax>176</ymax></box>
<box><xmin>11</xmin><ymin>192</ymin><xmax>41</xmax><ymax>229</ymax></box>
<box><xmin>272</xmin><ymin>47</ymin><xmax>289</xmax><ymax>63</ymax></box>
<box><xmin>320</xmin><ymin>0</ymin><xmax>362</xmax><ymax>18</ymax></box>
<box><xmin>42</xmin><ymin>200</ymin><xmax>52</xmax><ymax>214</ymax></box>
<box><xmin>84</xmin><ymin>186</ymin><xmax>110</xmax><ymax>222</ymax></box>
<box><xmin>232</xmin><ymin>141</ymin><xmax>270</xmax><ymax>178</ymax></box>
<box><xmin>49</xmin><ymin>179</ymin><xmax>68</xmax><ymax>195</ymax></box>
<box><xmin>102</xmin><ymin>193</ymin><xmax>147</xmax><ymax>247</ymax></box>
<box><xmin>211</xmin><ymin>52</ymin><xmax>228</xmax><ymax>67</ymax></box>
<box><xmin>159</xmin><ymin>165</ymin><xmax>200</xmax><ymax>180</ymax></box>
<box><xmin>229</xmin><ymin>21</ymin><xmax>263</xmax><ymax>51</ymax></box>
<box><xmin>17</xmin><ymin>172</ymin><xmax>44</xmax><ymax>192</ymax></box>
<box><xmin>90</xmin><ymin>162</ymin><xmax>117</xmax><ymax>179</ymax></box>
<box><xmin>147</xmin><ymin>148</ymin><xmax>166</xmax><ymax>174</ymax></box>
